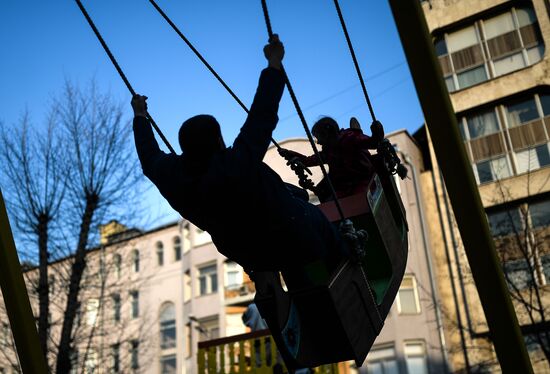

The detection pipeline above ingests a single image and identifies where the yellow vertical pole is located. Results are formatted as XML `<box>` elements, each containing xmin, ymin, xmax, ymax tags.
<box><xmin>207</xmin><ymin>346</ymin><xmax>217</xmax><ymax>372</ymax></box>
<box><xmin>197</xmin><ymin>347</ymin><xmax>206</xmax><ymax>373</ymax></box>
<box><xmin>0</xmin><ymin>189</ymin><xmax>48</xmax><ymax>373</ymax></box>
<box><xmin>229</xmin><ymin>343</ymin><xmax>236</xmax><ymax>373</ymax></box>
<box><xmin>238</xmin><ymin>340</ymin><xmax>246</xmax><ymax>372</ymax></box>
<box><xmin>219</xmin><ymin>342</ymin><xmax>226</xmax><ymax>373</ymax></box>
<box><xmin>386</xmin><ymin>1</ymin><xmax>533</xmax><ymax>372</ymax></box>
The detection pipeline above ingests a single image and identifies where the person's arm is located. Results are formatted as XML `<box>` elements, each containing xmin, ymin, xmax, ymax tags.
<box><xmin>356</xmin><ymin>121</ymin><xmax>385</xmax><ymax>149</ymax></box>
<box><xmin>278</xmin><ymin>148</ymin><xmax>322</xmax><ymax>167</ymax></box>
<box><xmin>232</xmin><ymin>36</ymin><xmax>285</xmax><ymax>162</ymax></box>
<box><xmin>132</xmin><ymin>95</ymin><xmax>178</xmax><ymax>185</ymax></box>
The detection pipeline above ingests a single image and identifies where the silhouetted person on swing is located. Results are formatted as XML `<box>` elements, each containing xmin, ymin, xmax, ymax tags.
<box><xmin>279</xmin><ymin>116</ymin><xmax>384</xmax><ymax>202</ymax></box>
<box><xmin>132</xmin><ymin>36</ymin><xmax>345</xmax><ymax>278</ymax></box>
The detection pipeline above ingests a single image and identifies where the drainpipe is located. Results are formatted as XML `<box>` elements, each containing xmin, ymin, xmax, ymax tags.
<box><xmin>401</xmin><ymin>153</ymin><xmax>449</xmax><ymax>373</ymax></box>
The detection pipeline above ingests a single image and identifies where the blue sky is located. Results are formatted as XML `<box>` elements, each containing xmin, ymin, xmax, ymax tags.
<box><xmin>0</xmin><ymin>0</ymin><xmax>424</xmax><ymax>227</ymax></box>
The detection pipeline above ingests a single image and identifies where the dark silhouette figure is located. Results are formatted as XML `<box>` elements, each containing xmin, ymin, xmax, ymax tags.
<box><xmin>279</xmin><ymin>116</ymin><xmax>384</xmax><ymax>202</ymax></box>
<box><xmin>132</xmin><ymin>36</ymin><xmax>345</xmax><ymax>274</ymax></box>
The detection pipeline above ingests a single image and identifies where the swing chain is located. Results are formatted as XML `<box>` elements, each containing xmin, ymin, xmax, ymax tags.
<box><xmin>377</xmin><ymin>138</ymin><xmax>408</xmax><ymax>180</ymax></box>
<box><xmin>285</xmin><ymin>157</ymin><xmax>316</xmax><ymax>192</ymax></box>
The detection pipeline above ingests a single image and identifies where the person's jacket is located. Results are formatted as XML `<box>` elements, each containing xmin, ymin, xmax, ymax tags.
<box><xmin>133</xmin><ymin>68</ymin><xmax>329</xmax><ymax>270</ymax></box>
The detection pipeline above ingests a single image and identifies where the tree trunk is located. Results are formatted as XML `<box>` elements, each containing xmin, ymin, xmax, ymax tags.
<box><xmin>37</xmin><ymin>214</ymin><xmax>50</xmax><ymax>365</ymax></box>
<box><xmin>55</xmin><ymin>195</ymin><xmax>98</xmax><ymax>374</ymax></box>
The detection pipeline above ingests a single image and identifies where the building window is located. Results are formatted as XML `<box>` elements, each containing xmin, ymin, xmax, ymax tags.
<box><xmin>160</xmin><ymin>303</ymin><xmax>176</xmax><ymax>349</ymax></box>
<box><xmin>114</xmin><ymin>254</ymin><xmax>122</xmax><ymax>279</ymax></box>
<box><xmin>185</xmin><ymin>323</ymin><xmax>192</xmax><ymax>358</ymax></box>
<box><xmin>505</xmin><ymin>97</ymin><xmax>539</xmax><ymax>127</ymax></box>
<box><xmin>130</xmin><ymin>340</ymin><xmax>139</xmax><ymax>370</ymax></box>
<box><xmin>515</xmin><ymin>144</ymin><xmax>550</xmax><ymax>174</ymax></box>
<box><xmin>503</xmin><ymin>259</ymin><xmax>533</xmax><ymax>290</ymax></box>
<box><xmin>84</xmin><ymin>349</ymin><xmax>98</xmax><ymax>374</ymax></box>
<box><xmin>460</xmin><ymin>92</ymin><xmax>550</xmax><ymax>183</ymax></box>
<box><xmin>132</xmin><ymin>249</ymin><xmax>140</xmax><ymax>273</ymax></box>
<box><xmin>488</xmin><ymin>198</ymin><xmax>550</xmax><ymax>289</ymax></box>
<box><xmin>404</xmin><ymin>341</ymin><xmax>429</xmax><ymax>374</ymax></box>
<box><xmin>86</xmin><ymin>299</ymin><xmax>99</xmax><ymax>327</ymax></box>
<box><xmin>475</xmin><ymin>156</ymin><xmax>511</xmax><ymax>183</ymax></box>
<box><xmin>435</xmin><ymin>5</ymin><xmax>543</xmax><ymax>92</ymax></box>
<box><xmin>69</xmin><ymin>349</ymin><xmax>79</xmax><ymax>374</ymax></box>
<box><xmin>160</xmin><ymin>354</ymin><xmax>177</xmax><ymax>374</ymax></box>
<box><xmin>397</xmin><ymin>275</ymin><xmax>421</xmax><ymax>314</ymax></box>
<box><xmin>198</xmin><ymin>263</ymin><xmax>218</xmax><ymax>295</ymax></box>
<box><xmin>112</xmin><ymin>294</ymin><xmax>121</xmax><ymax>323</ymax></box>
<box><xmin>130</xmin><ymin>291</ymin><xmax>139</xmax><ymax>318</ymax></box>
<box><xmin>541</xmin><ymin>254</ymin><xmax>550</xmax><ymax>284</ymax></box>
<box><xmin>530</xmin><ymin>199</ymin><xmax>550</xmax><ymax>228</ymax></box>
<box><xmin>487</xmin><ymin>208</ymin><xmax>522</xmax><ymax>237</ymax></box>
<box><xmin>184</xmin><ymin>270</ymin><xmax>192</xmax><ymax>302</ymax></box>
<box><xmin>111</xmin><ymin>344</ymin><xmax>120</xmax><ymax>373</ymax></box>
<box><xmin>465</xmin><ymin>109</ymin><xmax>500</xmax><ymax>139</ymax></box>
<box><xmin>49</xmin><ymin>275</ymin><xmax>56</xmax><ymax>294</ymax></box>
<box><xmin>99</xmin><ymin>257</ymin><xmax>106</xmax><ymax>278</ymax></box>
<box><xmin>198</xmin><ymin>316</ymin><xmax>220</xmax><ymax>341</ymax></box>
<box><xmin>225</xmin><ymin>261</ymin><xmax>241</xmax><ymax>290</ymax></box>
<box><xmin>173</xmin><ymin>236</ymin><xmax>182</xmax><ymax>262</ymax></box>
<box><xmin>365</xmin><ymin>344</ymin><xmax>398</xmax><ymax>374</ymax></box>
<box><xmin>156</xmin><ymin>241</ymin><xmax>164</xmax><ymax>266</ymax></box>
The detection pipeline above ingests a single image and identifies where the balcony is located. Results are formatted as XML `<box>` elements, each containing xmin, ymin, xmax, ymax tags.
<box><xmin>224</xmin><ymin>281</ymin><xmax>256</xmax><ymax>305</ymax></box>
<box><xmin>197</xmin><ymin>329</ymin><xmax>343</xmax><ymax>373</ymax></box>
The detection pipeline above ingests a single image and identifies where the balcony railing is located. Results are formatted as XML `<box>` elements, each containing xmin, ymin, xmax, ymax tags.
<box><xmin>224</xmin><ymin>281</ymin><xmax>256</xmax><ymax>300</ymax></box>
<box><xmin>197</xmin><ymin>329</ymin><xmax>342</xmax><ymax>373</ymax></box>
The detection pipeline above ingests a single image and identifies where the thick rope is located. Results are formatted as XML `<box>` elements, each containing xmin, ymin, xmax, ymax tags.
<box><xmin>74</xmin><ymin>0</ymin><xmax>176</xmax><ymax>154</ymax></box>
<box><xmin>332</xmin><ymin>0</ymin><xmax>377</xmax><ymax>122</ymax></box>
<box><xmin>148</xmin><ymin>0</ymin><xmax>282</xmax><ymax>150</ymax></box>
<box><xmin>260</xmin><ymin>0</ymin><xmax>345</xmax><ymax>221</ymax></box>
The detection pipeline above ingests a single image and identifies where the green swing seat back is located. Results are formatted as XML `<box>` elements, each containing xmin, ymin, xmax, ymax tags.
<box><xmin>254</xmin><ymin>166</ymin><xmax>409</xmax><ymax>369</ymax></box>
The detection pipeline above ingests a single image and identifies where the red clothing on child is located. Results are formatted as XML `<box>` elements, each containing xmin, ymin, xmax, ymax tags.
<box><xmin>289</xmin><ymin>127</ymin><xmax>383</xmax><ymax>198</ymax></box>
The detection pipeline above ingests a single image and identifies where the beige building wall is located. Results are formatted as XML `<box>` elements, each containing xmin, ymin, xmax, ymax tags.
<box><xmin>421</xmin><ymin>0</ymin><xmax>550</xmax><ymax>372</ymax></box>
<box><xmin>2</xmin><ymin>131</ymin><xmax>451</xmax><ymax>374</ymax></box>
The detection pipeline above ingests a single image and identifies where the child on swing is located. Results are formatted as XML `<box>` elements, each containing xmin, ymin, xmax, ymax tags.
<box><xmin>278</xmin><ymin>116</ymin><xmax>384</xmax><ymax>202</ymax></box>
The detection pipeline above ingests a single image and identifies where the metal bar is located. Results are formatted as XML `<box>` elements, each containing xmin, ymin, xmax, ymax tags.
<box><xmin>0</xmin><ymin>189</ymin><xmax>48</xmax><ymax>374</ymax></box>
<box><xmin>386</xmin><ymin>1</ymin><xmax>533</xmax><ymax>372</ymax></box>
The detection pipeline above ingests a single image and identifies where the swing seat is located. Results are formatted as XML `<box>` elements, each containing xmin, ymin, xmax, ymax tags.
<box><xmin>254</xmin><ymin>157</ymin><xmax>408</xmax><ymax>370</ymax></box>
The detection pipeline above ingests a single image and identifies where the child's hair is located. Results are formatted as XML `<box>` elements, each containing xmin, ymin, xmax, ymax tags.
<box><xmin>312</xmin><ymin>117</ymin><xmax>339</xmax><ymax>138</ymax></box>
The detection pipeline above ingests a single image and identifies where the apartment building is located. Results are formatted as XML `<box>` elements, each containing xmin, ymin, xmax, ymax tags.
<box><xmin>419</xmin><ymin>0</ymin><xmax>550</xmax><ymax>372</ymax></box>
<box><xmin>1</xmin><ymin>130</ymin><xmax>448</xmax><ymax>373</ymax></box>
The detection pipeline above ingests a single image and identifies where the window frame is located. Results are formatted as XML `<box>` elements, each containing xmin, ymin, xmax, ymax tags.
<box><xmin>435</xmin><ymin>5</ymin><xmax>544</xmax><ymax>93</ymax></box>
<box><xmin>159</xmin><ymin>303</ymin><xmax>177</xmax><ymax>350</ymax></box>
<box><xmin>197</xmin><ymin>262</ymin><xmax>218</xmax><ymax>296</ymax></box>
<box><xmin>173</xmin><ymin>236</ymin><xmax>182</xmax><ymax>262</ymax></box>
<box><xmin>156</xmin><ymin>241</ymin><xmax>164</xmax><ymax>266</ymax></box>
<box><xmin>132</xmin><ymin>249</ymin><xmax>140</xmax><ymax>273</ymax></box>
<box><xmin>460</xmin><ymin>92</ymin><xmax>550</xmax><ymax>184</ymax></box>
<box><xmin>396</xmin><ymin>275</ymin><xmax>422</xmax><ymax>315</ymax></box>
<box><xmin>130</xmin><ymin>290</ymin><xmax>139</xmax><ymax>319</ymax></box>
<box><xmin>404</xmin><ymin>340</ymin><xmax>429</xmax><ymax>374</ymax></box>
